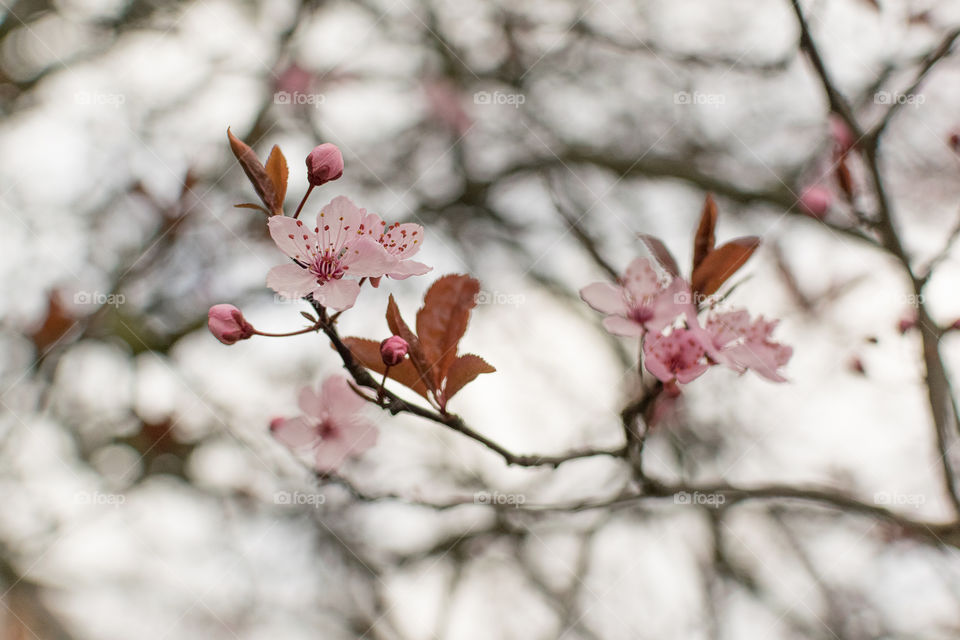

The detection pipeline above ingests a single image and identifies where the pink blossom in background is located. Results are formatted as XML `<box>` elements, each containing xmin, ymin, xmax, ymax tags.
<box><xmin>271</xmin><ymin>376</ymin><xmax>378</xmax><ymax>472</ymax></box>
<box><xmin>274</xmin><ymin>63</ymin><xmax>313</xmax><ymax>96</ymax></box>
<box><xmin>799</xmin><ymin>185</ymin><xmax>832</xmax><ymax>218</ymax></box>
<box><xmin>306</xmin><ymin>144</ymin><xmax>344</xmax><ymax>187</ymax></box>
<box><xmin>266</xmin><ymin>196</ymin><xmax>398</xmax><ymax>310</ymax></box>
<box><xmin>699</xmin><ymin>309</ymin><xmax>793</xmax><ymax>382</ymax></box>
<box><xmin>580</xmin><ymin>257</ymin><xmax>693</xmax><ymax>337</ymax></box>
<box><xmin>830</xmin><ymin>115</ymin><xmax>855</xmax><ymax>154</ymax></box>
<box><xmin>642</xmin><ymin>328</ymin><xmax>709</xmax><ymax>384</ymax></box>
<box><xmin>207</xmin><ymin>304</ymin><xmax>254</xmax><ymax>344</ymax></box>
<box><xmin>424</xmin><ymin>80</ymin><xmax>473</xmax><ymax>136</ymax></box>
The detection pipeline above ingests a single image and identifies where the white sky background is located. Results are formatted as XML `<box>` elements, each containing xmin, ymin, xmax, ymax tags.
<box><xmin>3</xmin><ymin>0</ymin><xmax>960</xmax><ymax>638</ymax></box>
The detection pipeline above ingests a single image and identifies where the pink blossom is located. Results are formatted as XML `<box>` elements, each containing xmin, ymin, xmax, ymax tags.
<box><xmin>897</xmin><ymin>311</ymin><xmax>917</xmax><ymax>334</ymax></box>
<box><xmin>642</xmin><ymin>328</ymin><xmax>709</xmax><ymax>384</ymax></box>
<box><xmin>271</xmin><ymin>376</ymin><xmax>378</xmax><ymax>472</ymax></box>
<box><xmin>306</xmin><ymin>144</ymin><xmax>344</xmax><ymax>187</ymax></box>
<box><xmin>207</xmin><ymin>304</ymin><xmax>255</xmax><ymax>345</ymax></box>
<box><xmin>830</xmin><ymin>115</ymin><xmax>855</xmax><ymax>154</ymax></box>
<box><xmin>799</xmin><ymin>186</ymin><xmax>832</xmax><ymax>218</ymax></box>
<box><xmin>424</xmin><ymin>80</ymin><xmax>472</xmax><ymax>135</ymax></box>
<box><xmin>358</xmin><ymin>210</ymin><xmax>431</xmax><ymax>280</ymax></box>
<box><xmin>266</xmin><ymin>196</ymin><xmax>398</xmax><ymax>310</ymax></box>
<box><xmin>580</xmin><ymin>257</ymin><xmax>694</xmax><ymax>337</ymax></box>
<box><xmin>697</xmin><ymin>309</ymin><xmax>793</xmax><ymax>382</ymax></box>
<box><xmin>380</xmin><ymin>335</ymin><xmax>409</xmax><ymax>366</ymax></box>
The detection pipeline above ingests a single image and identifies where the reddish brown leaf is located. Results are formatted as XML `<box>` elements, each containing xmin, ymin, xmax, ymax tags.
<box><xmin>691</xmin><ymin>236</ymin><xmax>760</xmax><ymax>297</ymax></box>
<box><xmin>415</xmin><ymin>275</ymin><xmax>480</xmax><ymax>383</ymax></box>
<box><xmin>386</xmin><ymin>295</ymin><xmax>437</xmax><ymax>392</ymax></box>
<box><xmin>638</xmin><ymin>234</ymin><xmax>680</xmax><ymax>277</ymax></box>
<box><xmin>234</xmin><ymin>203</ymin><xmax>270</xmax><ymax>214</ymax></box>
<box><xmin>31</xmin><ymin>292</ymin><xmax>76</xmax><ymax>353</ymax></box>
<box><xmin>442</xmin><ymin>354</ymin><xmax>495</xmax><ymax>406</ymax></box>
<box><xmin>692</xmin><ymin>194</ymin><xmax>718</xmax><ymax>272</ymax></box>
<box><xmin>265</xmin><ymin>145</ymin><xmax>288</xmax><ymax>214</ymax></box>
<box><xmin>227</xmin><ymin>127</ymin><xmax>277</xmax><ymax>213</ymax></box>
<box><xmin>341</xmin><ymin>337</ymin><xmax>431</xmax><ymax>399</ymax></box>
<box><xmin>835</xmin><ymin>158</ymin><xmax>855</xmax><ymax>201</ymax></box>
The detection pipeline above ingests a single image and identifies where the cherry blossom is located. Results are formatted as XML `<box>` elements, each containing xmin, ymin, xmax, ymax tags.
<box><xmin>697</xmin><ymin>309</ymin><xmax>793</xmax><ymax>382</ymax></box>
<box><xmin>270</xmin><ymin>376</ymin><xmax>378</xmax><ymax>472</ymax></box>
<box><xmin>359</xmin><ymin>210</ymin><xmax>431</xmax><ymax>280</ymax></box>
<box><xmin>306</xmin><ymin>143</ymin><xmax>344</xmax><ymax>187</ymax></box>
<box><xmin>799</xmin><ymin>186</ymin><xmax>832</xmax><ymax>218</ymax></box>
<box><xmin>207</xmin><ymin>304</ymin><xmax>254</xmax><ymax>344</ymax></box>
<box><xmin>643</xmin><ymin>328</ymin><xmax>709</xmax><ymax>384</ymax></box>
<box><xmin>580</xmin><ymin>257</ymin><xmax>693</xmax><ymax>337</ymax></box>
<box><xmin>266</xmin><ymin>196</ymin><xmax>398</xmax><ymax>310</ymax></box>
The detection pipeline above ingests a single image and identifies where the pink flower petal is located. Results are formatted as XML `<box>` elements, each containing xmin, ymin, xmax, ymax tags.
<box><xmin>312</xmin><ymin>279</ymin><xmax>361</xmax><ymax>311</ymax></box>
<box><xmin>339</xmin><ymin>236</ymin><xmax>398</xmax><ymax>278</ymax></box>
<box><xmin>316</xmin><ymin>196</ymin><xmax>365</xmax><ymax>253</ymax></box>
<box><xmin>320</xmin><ymin>375</ymin><xmax>367</xmax><ymax>417</ymax></box>
<box><xmin>381</xmin><ymin>222</ymin><xmax>425</xmax><ymax>259</ymax></box>
<box><xmin>271</xmin><ymin>417</ymin><xmax>317</xmax><ymax>449</ymax></box>
<box><xmin>580</xmin><ymin>282</ymin><xmax>629</xmax><ymax>316</ymax></box>
<box><xmin>622</xmin><ymin>257</ymin><xmax>662</xmax><ymax>300</ymax></box>
<box><xmin>602</xmin><ymin>315</ymin><xmax>645</xmax><ymax>337</ymax></box>
<box><xmin>387</xmin><ymin>259</ymin><xmax>432</xmax><ymax>280</ymax></box>
<box><xmin>266</xmin><ymin>263</ymin><xmax>319</xmax><ymax>299</ymax></box>
<box><xmin>268</xmin><ymin>215</ymin><xmax>317</xmax><ymax>262</ymax></box>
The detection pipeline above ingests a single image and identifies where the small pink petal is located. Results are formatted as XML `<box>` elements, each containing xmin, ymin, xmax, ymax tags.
<box><xmin>580</xmin><ymin>282</ymin><xmax>629</xmax><ymax>316</ymax></box>
<box><xmin>271</xmin><ymin>417</ymin><xmax>317</xmax><ymax>449</ymax></box>
<box><xmin>602</xmin><ymin>315</ymin><xmax>645</xmax><ymax>337</ymax></box>
<box><xmin>266</xmin><ymin>263</ymin><xmax>318</xmax><ymax>300</ymax></box>
<box><xmin>312</xmin><ymin>279</ymin><xmax>361</xmax><ymax>311</ymax></box>
<box><xmin>268</xmin><ymin>215</ymin><xmax>316</xmax><ymax>261</ymax></box>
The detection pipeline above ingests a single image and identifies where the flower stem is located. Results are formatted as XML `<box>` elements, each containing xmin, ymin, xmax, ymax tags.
<box><xmin>292</xmin><ymin>184</ymin><xmax>314</xmax><ymax>220</ymax></box>
<box><xmin>253</xmin><ymin>323</ymin><xmax>322</xmax><ymax>338</ymax></box>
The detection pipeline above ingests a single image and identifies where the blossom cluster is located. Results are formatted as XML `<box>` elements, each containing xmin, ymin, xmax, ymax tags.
<box><xmin>211</xmin><ymin>134</ymin><xmax>791</xmax><ymax>473</ymax></box>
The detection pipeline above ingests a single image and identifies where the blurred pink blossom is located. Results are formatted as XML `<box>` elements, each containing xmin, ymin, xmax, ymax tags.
<box><xmin>271</xmin><ymin>376</ymin><xmax>378</xmax><ymax>472</ymax></box>
<box><xmin>580</xmin><ymin>257</ymin><xmax>694</xmax><ymax>337</ymax></box>
<box><xmin>799</xmin><ymin>185</ymin><xmax>833</xmax><ymax>218</ymax></box>
<box><xmin>643</xmin><ymin>328</ymin><xmax>709</xmax><ymax>384</ymax></box>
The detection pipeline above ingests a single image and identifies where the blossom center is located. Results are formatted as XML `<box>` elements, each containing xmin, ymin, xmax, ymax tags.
<box><xmin>310</xmin><ymin>250</ymin><xmax>345</xmax><ymax>283</ymax></box>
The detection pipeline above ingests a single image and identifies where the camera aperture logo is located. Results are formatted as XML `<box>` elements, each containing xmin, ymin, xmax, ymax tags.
<box><xmin>274</xmin><ymin>490</ymin><xmax>326</xmax><ymax>508</ymax></box>
<box><xmin>674</xmin><ymin>490</ymin><xmax>725</xmax><ymax>508</ymax></box>
<box><xmin>474</xmin><ymin>491</ymin><xmax>526</xmax><ymax>507</ymax></box>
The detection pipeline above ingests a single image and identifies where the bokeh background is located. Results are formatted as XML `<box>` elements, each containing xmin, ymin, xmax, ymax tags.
<box><xmin>4</xmin><ymin>0</ymin><xmax>960</xmax><ymax>638</ymax></box>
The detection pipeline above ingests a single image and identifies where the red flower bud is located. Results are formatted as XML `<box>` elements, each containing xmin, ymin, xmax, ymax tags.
<box><xmin>380</xmin><ymin>335</ymin><xmax>409</xmax><ymax>367</ymax></box>
<box><xmin>208</xmin><ymin>304</ymin><xmax>255</xmax><ymax>345</ymax></box>
<box><xmin>306</xmin><ymin>143</ymin><xmax>344</xmax><ymax>186</ymax></box>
